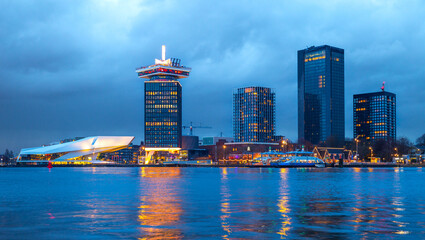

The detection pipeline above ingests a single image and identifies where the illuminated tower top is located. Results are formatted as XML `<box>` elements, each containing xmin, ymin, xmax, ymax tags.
<box><xmin>136</xmin><ymin>45</ymin><xmax>191</xmax><ymax>80</ymax></box>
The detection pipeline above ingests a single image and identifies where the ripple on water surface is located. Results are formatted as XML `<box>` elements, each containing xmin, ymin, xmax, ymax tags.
<box><xmin>0</xmin><ymin>167</ymin><xmax>424</xmax><ymax>239</ymax></box>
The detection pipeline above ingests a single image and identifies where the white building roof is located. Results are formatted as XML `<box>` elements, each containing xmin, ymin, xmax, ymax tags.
<box><xmin>18</xmin><ymin>136</ymin><xmax>135</xmax><ymax>162</ymax></box>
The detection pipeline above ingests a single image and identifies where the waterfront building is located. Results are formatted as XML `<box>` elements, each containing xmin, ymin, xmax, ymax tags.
<box><xmin>136</xmin><ymin>46</ymin><xmax>190</xmax><ymax>149</ymax></box>
<box><xmin>182</xmin><ymin>135</ymin><xmax>199</xmax><ymax>149</ymax></box>
<box><xmin>233</xmin><ymin>87</ymin><xmax>275</xmax><ymax>142</ymax></box>
<box><xmin>17</xmin><ymin>136</ymin><xmax>134</xmax><ymax>165</ymax></box>
<box><xmin>102</xmin><ymin>143</ymin><xmax>141</xmax><ymax>164</ymax></box>
<box><xmin>201</xmin><ymin>137</ymin><xmax>234</xmax><ymax>146</ymax></box>
<box><xmin>199</xmin><ymin>138</ymin><xmax>232</xmax><ymax>162</ymax></box>
<box><xmin>136</xmin><ymin>46</ymin><xmax>191</xmax><ymax>163</ymax></box>
<box><xmin>313</xmin><ymin>146</ymin><xmax>353</xmax><ymax>163</ymax></box>
<box><xmin>298</xmin><ymin>45</ymin><xmax>345</xmax><ymax>146</ymax></box>
<box><xmin>271</xmin><ymin>135</ymin><xmax>286</xmax><ymax>143</ymax></box>
<box><xmin>353</xmin><ymin>87</ymin><xmax>396</xmax><ymax>142</ymax></box>
<box><xmin>224</xmin><ymin>142</ymin><xmax>280</xmax><ymax>163</ymax></box>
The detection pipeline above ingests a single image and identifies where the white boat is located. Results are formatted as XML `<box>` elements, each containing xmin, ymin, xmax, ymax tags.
<box><xmin>270</xmin><ymin>151</ymin><xmax>325</xmax><ymax>168</ymax></box>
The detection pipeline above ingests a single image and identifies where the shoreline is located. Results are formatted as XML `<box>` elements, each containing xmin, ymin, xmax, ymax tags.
<box><xmin>1</xmin><ymin>163</ymin><xmax>423</xmax><ymax>168</ymax></box>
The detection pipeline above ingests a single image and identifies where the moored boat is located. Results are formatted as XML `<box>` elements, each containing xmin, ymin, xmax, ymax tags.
<box><xmin>270</xmin><ymin>151</ymin><xmax>325</xmax><ymax>168</ymax></box>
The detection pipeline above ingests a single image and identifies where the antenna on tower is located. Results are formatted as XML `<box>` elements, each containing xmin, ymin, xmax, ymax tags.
<box><xmin>162</xmin><ymin>45</ymin><xmax>166</xmax><ymax>61</ymax></box>
<box><xmin>155</xmin><ymin>45</ymin><xmax>171</xmax><ymax>65</ymax></box>
<box><xmin>381</xmin><ymin>81</ymin><xmax>385</xmax><ymax>92</ymax></box>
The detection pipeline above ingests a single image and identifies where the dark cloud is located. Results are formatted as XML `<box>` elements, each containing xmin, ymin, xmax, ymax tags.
<box><xmin>1</xmin><ymin>0</ymin><xmax>425</xmax><ymax>152</ymax></box>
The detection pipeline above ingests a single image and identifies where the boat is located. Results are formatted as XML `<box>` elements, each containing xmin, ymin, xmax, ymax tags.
<box><xmin>270</xmin><ymin>151</ymin><xmax>325</xmax><ymax>168</ymax></box>
<box><xmin>257</xmin><ymin>151</ymin><xmax>288</xmax><ymax>165</ymax></box>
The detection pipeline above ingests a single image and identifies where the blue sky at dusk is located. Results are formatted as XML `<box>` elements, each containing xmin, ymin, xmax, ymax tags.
<box><xmin>1</xmin><ymin>0</ymin><xmax>425</xmax><ymax>152</ymax></box>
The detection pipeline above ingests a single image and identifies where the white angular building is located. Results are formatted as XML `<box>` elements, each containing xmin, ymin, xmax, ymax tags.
<box><xmin>17</xmin><ymin>136</ymin><xmax>134</xmax><ymax>165</ymax></box>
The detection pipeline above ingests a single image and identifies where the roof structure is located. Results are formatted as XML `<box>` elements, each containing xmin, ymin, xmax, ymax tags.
<box><xmin>17</xmin><ymin>136</ymin><xmax>134</xmax><ymax>163</ymax></box>
<box><xmin>136</xmin><ymin>45</ymin><xmax>191</xmax><ymax>79</ymax></box>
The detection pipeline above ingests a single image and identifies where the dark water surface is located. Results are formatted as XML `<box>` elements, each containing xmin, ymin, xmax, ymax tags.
<box><xmin>1</xmin><ymin>167</ymin><xmax>425</xmax><ymax>239</ymax></box>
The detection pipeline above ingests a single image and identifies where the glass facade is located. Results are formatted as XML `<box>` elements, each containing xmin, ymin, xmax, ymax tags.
<box><xmin>298</xmin><ymin>45</ymin><xmax>345</xmax><ymax>145</ymax></box>
<box><xmin>145</xmin><ymin>80</ymin><xmax>182</xmax><ymax>148</ymax></box>
<box><xmin>137</xmin><ymin>52</ymin><xmax>190</xmax><ymax>149</ymax></box>
<box><xmin>233</xmin><ymin>87</ymin><xmax>275</xmax><ymax>142</ymax></box>
<box><xmin>353</xmin><ymin>91</ymin><xmax>396</xmax><ymax>142</ymax></box>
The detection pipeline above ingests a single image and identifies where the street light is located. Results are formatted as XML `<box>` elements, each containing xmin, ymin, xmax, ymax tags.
<box><xmin>354</xmin><ymin>137</ymin><xmax>360</xmax><ymax>161</ymax></box>
<box><xmin>369</xmin><ymin>146</ymin><xmax>373</xmax><ymax>158</ymax></box>
<box><xmin>223</xmin><ymin>145</ymin><xmax>227</xmax><ymax>160</ymax></box>
<box><xmin>281</xmin><ymin>140</ymin><xmax>287</xmax><ymax>152</ymax></box>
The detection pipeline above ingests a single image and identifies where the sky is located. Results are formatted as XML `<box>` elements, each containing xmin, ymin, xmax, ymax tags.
<box><xmin>1</xmin><ymin>0</ymin><xmax>425</xmax><ymax>153</ymax></box>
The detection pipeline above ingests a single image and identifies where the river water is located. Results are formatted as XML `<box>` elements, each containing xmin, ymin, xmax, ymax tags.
<box><xmin>0</xmin><ymin>167</ymin><xmax>424</xmax><ymax>239</ymax></box>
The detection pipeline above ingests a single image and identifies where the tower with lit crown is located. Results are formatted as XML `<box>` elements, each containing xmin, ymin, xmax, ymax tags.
<box><xmin>353</xmin><ymin>83</ymin><xmax>396</xmax><ymax>143</ymax></box>
<box><xmin>136</xmin><ymin>46</ymin><xmax>191</xmax><ymax>155</ymax></box>
<box><xmin>298</xmin><ymin>45</ymin><xmax>345</xmax><ymax>146</ymax></box>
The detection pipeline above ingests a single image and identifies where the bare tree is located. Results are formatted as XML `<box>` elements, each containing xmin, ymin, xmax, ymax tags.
<box><xmin>396</xmin><ymin>137</ymin><xmax>413</xmax><ymax>155</ymax></box>
<box><xmin>416</xmin><ymin>134</ymin><xmax>425</xmax><ymax>146</ymax></box>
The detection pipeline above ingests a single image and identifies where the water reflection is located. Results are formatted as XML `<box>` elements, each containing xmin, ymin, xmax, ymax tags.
<box><xmin>348</xmin><ymin>168</ymin><xmax>411</xmax><ymax>237</ymax></box>
<box><xmin>1</xmin><ymin>167</ymin><xmax>425</xmax><ymax>239</ymax></box>
<box><xmin>219</xmin><ymin>168</ymin><xmax>284</xmax><ymax>238</ymax></box>
<box><xmin>138</xmin><ymin>167</ymin><xmax>182</xmax><ymax>239</ymax></box>
<box><xmin>277</xmin><ymin>168</ymin><xmax>291</xmax><ymax>238</ymax></box>
<box><xmin>220</xmin><ymin>168</ymin><xmax>231</xmax><ymax>239</ymax></box>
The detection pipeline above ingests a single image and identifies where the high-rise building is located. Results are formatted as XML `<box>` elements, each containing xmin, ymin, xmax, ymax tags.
<box><xmin>353</xmin><ymin>87</ymin><xmax>396</xmax><ymax>142</ymax></box>
<box><xmin>136</xmin><ymin>46</ymin><xmax>191</xmax><ymax>149</ymax></box>
<box><xmin>233</xmin><ymin>86</ymin><xmax>275</xmax><ymax>142</ymax></box>
<box><xmin>298</xmin><ymin>45</ymin><xmax>345</xmax><ymax>145</ymax></box>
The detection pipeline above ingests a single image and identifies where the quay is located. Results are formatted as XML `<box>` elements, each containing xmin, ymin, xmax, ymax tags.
<box><xmin>2</xmin><ymin>163</ymin><xmax>423</xmax><ymax>168</ymax></box>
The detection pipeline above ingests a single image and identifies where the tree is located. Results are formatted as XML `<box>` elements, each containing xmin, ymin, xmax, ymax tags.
<box><xmin>373</xmin><ymin>139</ymin><xmax>393</xmax><ymax>162</ymax></box>
<box><xmin>396</xmin><ymin>137</ymin><xmax>413</xmax><ymax>155</ymax></box>
<box><xmin>416</xmin><ymin>134</ymin><xmax>425</xmax><ymax>146</ymax></box>
<box><xmin>358</xmin><ymin>143</ymin><xmax>371</xmax><ymax>161</ymax></box>
<box><xmin>3</xmin><ymin>149</ymin><xmax>14</xmax><ymax>164</ymax></box>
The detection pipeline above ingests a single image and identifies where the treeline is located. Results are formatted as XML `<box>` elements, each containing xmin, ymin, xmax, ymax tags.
<box><xmin>1</xmin><ymin>149</ymin><xmax>15</xmax><ymax>165</ymax></box>
<box><xmin>350</xmin><ymin>134</ymin><xmax>425</xmax><ymax>162</ymax></box>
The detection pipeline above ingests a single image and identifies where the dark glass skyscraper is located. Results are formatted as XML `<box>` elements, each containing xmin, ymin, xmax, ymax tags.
<box><xmin>233</xmin><ymin>87</ymin><xmax>275</xmax><ymax>142</ymax></box>
<box><xmin>136</xmin><ymin>46</ymin><xmax>190</xmax><ymax>148</ymax></box>
<box><xmin>144</xmin><ymin>81</ymin><xmax>182</xmax><ymax>147</ymax></box>
<box><xmin>298</xmin><ymin>45</ymin><xmax>345</xmax><ymax>145</ymax></box>
<box><xmin>353</xmin><ymin>89</ymin><xmax>396</xmax><ymax>142</ymax></box>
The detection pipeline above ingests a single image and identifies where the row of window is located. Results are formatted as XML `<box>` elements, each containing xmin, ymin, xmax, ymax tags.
<box><xmin>146</xmin><ymin>91</ymin><xmax>179</xmax><ymax>96</ymax></box>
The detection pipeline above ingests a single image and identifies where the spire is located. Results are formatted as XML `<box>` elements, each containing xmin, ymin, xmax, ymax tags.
<box><xmin>162</xmin><ymin>45</ymin><xmax>166</xmax><ymax>61</ymax></box>
<box><xmin>381</xmin><ymin>81</ymin><xmax>385</xmax><ymax>92</ymax></box>
<box><xmin>155</xmin><ymin>45</ymin><xmax>171</xmax><ymax>65</ymax></box>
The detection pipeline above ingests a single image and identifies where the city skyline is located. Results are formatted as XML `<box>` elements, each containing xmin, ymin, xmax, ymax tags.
<box><xmin>1</xmin><ymin>1</ymin><xmax>425</xmax><ymax>152</ymax></box>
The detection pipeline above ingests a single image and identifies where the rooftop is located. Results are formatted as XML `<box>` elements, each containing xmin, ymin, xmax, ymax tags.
<box><xmin>136</xmin><ymin>45</ymin><xmax>191</xmax><ymax>79</ymax></box>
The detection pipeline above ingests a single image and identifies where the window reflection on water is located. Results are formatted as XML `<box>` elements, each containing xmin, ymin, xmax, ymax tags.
<box><xmin>277</xmin><ymin>168</ymin><xmax>291</xmax><ymax>238</ymax></box>
<box><xmin>220</xmin><ymin>168</ymin><xmax>231</xmax><ymax>239</ymax></box>
<box><xmin>1</xmin><ymin>167</ymin><xmax>425</xmax><ymax>239</ymax></box>
<box><xmin>138</xmin><ymin>167</ymin><xmax>182</xmax><ymax>240</ymax></box>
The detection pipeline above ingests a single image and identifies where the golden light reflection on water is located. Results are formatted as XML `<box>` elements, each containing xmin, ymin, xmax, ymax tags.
<box><xmin>220</xmin><ymin>168</ymin><xmax>231</xmax><ymax>240</ymax></box>
<box><xmin>277</xmin><ymin>168</ymin><xmax>291</xmax><ymax>238</ymax></box>
<box><xmin>138</xmin><ymin>167</ymin><xmax>182</xmax><ymax>240</ymax></box>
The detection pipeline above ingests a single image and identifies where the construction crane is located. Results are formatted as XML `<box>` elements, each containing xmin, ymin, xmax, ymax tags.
<box><xmin>182</xmin><ymin>122</ymin><xmax>212</xmax><ymax>136</ymax></box>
